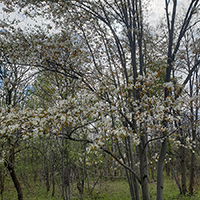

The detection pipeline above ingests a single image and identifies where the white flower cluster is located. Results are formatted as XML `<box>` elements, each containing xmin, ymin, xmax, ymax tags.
<box><xmin>163</xmin><ymin>82</ymin><xmax>174</xmax><ymax>89</ymax></box>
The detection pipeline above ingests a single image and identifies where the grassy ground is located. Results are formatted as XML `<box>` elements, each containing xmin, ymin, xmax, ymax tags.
<box><xmin>149</xmin><ymin>177</ymin><xmax>200</xmax><ymax>200</ymax></box>
<box><xmin>3</xmin><ymin>175</ymin><xmax>200</xmax><ymax>200</ymax></box>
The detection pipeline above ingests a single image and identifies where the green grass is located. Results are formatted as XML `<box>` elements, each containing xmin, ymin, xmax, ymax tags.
<box><xmin>87</xmin><ymin>180</ymin><xmax>130</xmax><ymax>200</ymax></box>
<box><xmin>149</xmin><ymin>176</ymin><xmax>200</xmax><ymax>200</ymax></box>
<box><xmin>2</xmin><ymin>175</ymin><xmax>200</xmax><ymax>200</ymax></box>
<box><xmin>3</xmin><ymin>176</ymin><xmax>62</xmax><ymax>200</ymax></box>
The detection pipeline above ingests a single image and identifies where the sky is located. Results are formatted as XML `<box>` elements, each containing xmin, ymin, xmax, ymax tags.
<box><xmin>0</xmin><ymin>0</ymin><xmax>192</xmax><ymax>31</ymax></box>
<box><xmin>148</xmin><ymin>0</ymin><xmax>189</xmax><ymax>24</ymax></box>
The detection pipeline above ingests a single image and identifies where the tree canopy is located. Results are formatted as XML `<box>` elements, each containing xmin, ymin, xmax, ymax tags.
<box><xmin>0</xmin><ymin>1</ymin><xmax>200</xmax><ymax>200</ymax></box>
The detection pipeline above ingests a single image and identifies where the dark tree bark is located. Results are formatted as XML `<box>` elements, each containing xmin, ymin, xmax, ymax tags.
<box><xmin>139</xmin><ymin>133</ymin><xmax>150</xmax><ymax>200</ymax></box>
<box><xmin>180</xmin><ymin>146</ymin><xmax>187</xmax><ymax>195</ymax></box>
<box><xmin>156</xmin><ymin>1</ymin><xmax>200</xmax><ymax>199</ymax></box>
<box><xmin>189</xmin><ymin>71</ymin><xmax>198</xmax><ymax>195</ymax></box>
<box><xmin>189</xmin><ymin>148</ymin><xmax>195</xmax><ymax>195</ymax></box>
<box><xmin>0</xmin><ymin>164</ymin><xmax>5</xmax><ymax>200</ymax></box>
<box><xmin>4</xmin><ymin>148</ymin><xmax>23</xmax><ymax>200</ymax></box>
<box><xmin>156</xmin><ymin>138</ymin><xmax>167</xmax><ymax>200</ymax></box>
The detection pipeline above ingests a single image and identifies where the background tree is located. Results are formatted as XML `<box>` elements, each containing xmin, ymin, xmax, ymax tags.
<box><xmin>0</xmin><ymin>1</ymin><xmax>200</xmax><ymax>200</ymax></box>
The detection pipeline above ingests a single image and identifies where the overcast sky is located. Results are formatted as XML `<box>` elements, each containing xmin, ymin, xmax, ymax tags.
<box><xmin>148</xmin><ymin>0</ymin><xmax>190</xmax><ymax>25</ymax></box>
<box><xmin>0</xmin><ymin>0</ymin><xmax>196</xmax><ymax>30</ymax></box>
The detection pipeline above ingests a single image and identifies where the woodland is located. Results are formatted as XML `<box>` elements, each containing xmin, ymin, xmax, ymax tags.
<box><xmin>0</xmin><ymin>0</ymin><xmax>200</xmax><ymax>200</ymax></box>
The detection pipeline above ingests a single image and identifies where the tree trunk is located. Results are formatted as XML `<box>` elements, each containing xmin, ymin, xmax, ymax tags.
<box><xmin>165</xmin><ymin>142</ymin><xmax>172</xmax><ymax>177</ymax></box>
<box><xmin>173</xmin><ymin>171</ymin><xmax>182</xmax><ymax>194</ymax></box>
<box><xmin>124</xmin><ymin>137</ymin><xmax>138</xmax><ymax>200</ymax></box>
<box><xmin>5</xmin><ymin>148</ymin><xmax>23</xmax><ymax>200</ymax></box>
<box><xmin>52</xmin><ymin>149</ymin><xmax>55</xmax><ymax>197</ymax></box>
<box><xmin>189</xmin><ymin>151</ymin><xmax>195</xmax><ymax>195</ymax></box>
<box><xmin>180</xmin><ymin>146</ymin><xmax>187</xmax><ymax>195</ymax></box>
<box><xmin>179</xmin><ymin>122</ymin><xmax>187</xmax><ymax>195</ymax></box>
<box><xmin>156</xmin><ymin>138</ymin><xmax>167</xmax><ymax>200</ymax></box>
<box><xmin>65</xmin><ymin>139</ymin><xmax>70</xmax><ymax>200</ymax></box>
<box><xmin>139</xmin><ymin>134</ymin><xmax>150</xmax><ymax>200</ymax></box>
<box><xmin>0</xmin><ymin>164</ymin><xmax>4</xmax><ymax>200</ymax></box>
<box><xmin>189</xmin><ymin>126</ymin><xmax>196</xmax><ymax>195</ymax></box>
<box><xmin>126</xmin><ymin>170</ymin><xmax>135</xmax><ymax>200</ymax></box>
<box><xmin>189</xmin><ymin>85</ymin><xmax>197</xmax><ymax>195</ymax></box>
<box><xmin>128</xmin><ymin>137</ymin><xmax>139</xmax><ymax>200</ymax></box>
<box><xmin>151</xmin><ymin>166</ymin><xmax>155</xmax><ymax>181</ymax></box>
<box><xmin>45</xmin><ymin>162</ymin><xmax>50</xmax><ymax>192</ymax></box>
<box><xmin>104</xmin><ymin>150</ymin><xmax>108</xmax><ymax>181</ymax></box>
<box><xmin>7</xmin><ymin>165</ymin><xmax>23</xmax><ymax>200</ymax></box>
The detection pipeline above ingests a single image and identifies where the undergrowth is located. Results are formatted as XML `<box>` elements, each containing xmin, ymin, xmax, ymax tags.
<box><xmin>2</xmin><ymin>175</ymin><xmax>200</xmax><ymax>199</ymax></box>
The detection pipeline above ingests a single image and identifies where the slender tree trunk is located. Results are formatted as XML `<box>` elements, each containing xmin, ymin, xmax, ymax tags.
<box><xmin>139</xmin><ymin>133</ymin><xmax>150</xmax><ymax>200</ymax></box>
<box><xmin>151</xmin><ymin>166</ymin><xmax>155</xmax><ymax>181</ymax></box>
<box><xmin>7</xmin><ymin>164</ymin><xmax>23</xmax><ymax>200</ymax></box>
<box><xmin>80</xmin><ymin>143</ymin><xmax>86</xmax><ymax>200</ymax></box>
<box><xmin>45</xmin><ymin>163</ymin><xmax>50</xmax><ymax>192</ymax></box>
<box><xmin>61</xmin><ymin>136</ymin><xmax>66</xmax><ymax>200</ymax></box>
<box><xmin>178</xmin><ymin>122</ymin><xmax>187</xmax><ymax>195</ymax></box>
<box><xmin>156</xmin><ymin>138</ymin><xmax>167</xmax><ymax>200</ymax></box>
<box><xmin>189</xmin><ymin>66</ymin><xmax>198</xmax><ymax>194</ymax></box>
<box><xmin>173</xmin><ymin>170</ymin><xmax>182</xmax><ymax>194</ymax></box>
<box><xmin>189</xmin><ymin>127</ymin><xmax>196</xmax><ymax>195</ymax></box>
<box><xmin>124</xmin><ymin>138</ymin><xmax>136</xmax><ymax>200</ymax></box>
<box><xmin>128</xmin><ymin>137</ymin><xmax>139</xmax><ymax>200</ymax></box>
<box><xmin>148</xmin><ymin>144</ymin><xmax>155</xmax><ymax>182</ymax></box>
<box><xmin>180</xmin><ymin>146</ymin><xmax>187</xmax><ymax>195</ymax></box>
<box><xmin>51</xmin><ymin>142</ymin><xmax>55</xmax><ymax>197</ymax></box>
<box><xmin>189</xmin><ymin>150</ymin><xmax>195</xmax><ymax>195</ymax></box>
<box><xmin>0</xmin><ymin>164</ymin><xmax>4</xmax><ymax>200</ymax></box>
<box><xmin>52</xmin><ymin>169</ymin><xmax>55</xmax><ymax>197</ymax></box>
<box><xmin>104</xmin><ymin>151</ymin><xmax>108</xmax><ymax>181</ymax></box>
<box><xmin>5</xmin><ymin>148</ymin><xmax>23</xmax><ymax>200</ymax></box>
<box><xmin>126</xmin><ymin>171</ymin><xmax>135</xmax><ymax>200</ymax></box>
<box><xmin>165</xmin><ymin>142</ymin><xmax>172</xmax><ymax>177</ymax></box>
<box><xmin>65</xmin><ymin>139</ymin><xmax>70</xmax><ymax>200</ymax></box>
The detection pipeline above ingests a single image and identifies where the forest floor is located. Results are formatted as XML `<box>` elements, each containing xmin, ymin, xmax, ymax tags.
<box><xmin>3</xmin><ymin>175</ymin><xmax>200</xmax><ymax>200</ymax></box>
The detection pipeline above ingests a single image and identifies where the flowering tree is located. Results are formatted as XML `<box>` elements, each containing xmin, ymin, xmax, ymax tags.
<box><xmin>0</xmin><ymin>41</ymin><xmax>37</xmax><ymax>199</ymax></box>
<box><xmin>175</xmin><ymin>28</ymin><xmax>200</xmax><ymax>195</ymax></box>
<box><xmin>1</xmin><ymin>1</ymin><xmax>200</xmax><ymax>200</ymax></box>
